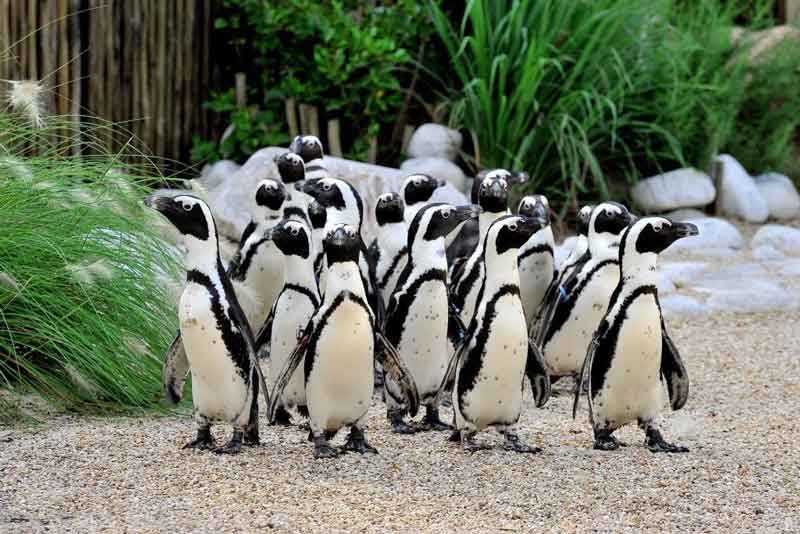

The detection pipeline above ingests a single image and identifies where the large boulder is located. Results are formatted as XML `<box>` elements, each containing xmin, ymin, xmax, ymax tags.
<box><xmin>714</xmin><ymin>154</ymin><xmax>769</xmax><ymax>223</ymax></box>
<box><xmin>751</xmin><ymin>225</ymin><xmax>800</xmax><ymax>256</ymax></box>
<box><xmin>663</xmin><ymin>217</ymin><xmax>745</xmax><ymax>256</ymax></box>
<box><xmin>406</xmin><ymin>123</ymin><xmax>463</xmax><ymax>161</ymax></box>
<box><xmin>198</xmin><ymin>160</ymin><xmax>241</xmax><ymax>193</ymax></box>
<box><xmin>401</xmin><ymin>157</ymin><xmax>468</xmax><ymax>193</ymax></box>
<box><xmin>665</xmin><ymin>208</ymin><xmax>708</xmax><ymax>221</ymax></box>
<box><xmin>660</xmin><ymin>295</ymin><xmax>710</xmax><ymax>321</ymax></box>
<box><xmin>754</xmin><ymin>173</ymin><xmax>800</xmax><ymax>220</ymax></box>
<box><xmin>631</xmin><ymin>168</ymin><xmax>715</xmax><ymax>213</ymax></box>
<box><xmin>702</xmin><ymin>280</ymin><xmax>799</xmax><ymax>314</ymax></box>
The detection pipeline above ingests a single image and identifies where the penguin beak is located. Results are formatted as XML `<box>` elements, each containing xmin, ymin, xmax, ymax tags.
<box><xmin>454</xmin><ymin>204</ymin><xmax>482</xmax><ymax>223</ymax></box>
<box><xmin>488</xmin><ymin>180</ymin><xmax>505</xmax><ymax>198</ymax></box>
<box><xmin>329</xmin><ymin>226</ymin><xmax>349</xmax><ymax>243</ymax></box>
<box><xmin>510</xmin><ymin>171</ymin><xmax>529</xmax><ymax>185</ymax></box>
<box><xmin>519</xmin><ymin>215</ymin><xmax>545</xmax><ymax>236</ymax></box>
<box><xmin>300</xmin><ymin>178</ymin><xmax>320</xmax><ymax>195</ymax></box>
<box><xmin>143</xmin><ymin>194</ymin><xmax>171</xmax><ymax>214</ymax></box>
<box><xmin>670</xmin><ymin>221</ymin><xmax>699</xmax><ymax>240</ymax></box>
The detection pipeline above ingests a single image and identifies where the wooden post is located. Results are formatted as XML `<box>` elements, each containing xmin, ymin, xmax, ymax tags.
<box><xmin>327</xmin><ymin>119</ymin><xmax>343</xmax><ymax>157</ymax></box>
<box><xmin>286</xmin><ymin>98</ymin><xmax>299</xmax><ymax>138</ymax></box>
<box><xmin>235</xmin><ymin>72</ymin><xmax>246</xmax><ymax>107</ymax></box>
<box><xmin>367</xmin><ymin>137</ymin><xmax>378</xmax><ymax>164</ymax></box>
<box><xmin>402</xmin><ymin>125</ymin><xmax>415</xmax><ymax>154</ymax></box>
<box><xmin>307</xmin><ymin>105</ymin><xmax>319</xmax><ymax>137</ymax></box>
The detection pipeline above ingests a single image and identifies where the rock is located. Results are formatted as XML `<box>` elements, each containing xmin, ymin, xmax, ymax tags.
<box><xmin>657</xmin><ymin>274</ymin><xmax>676</xmax><ymax>295</ymax></box>
<box><xmin>198</xmin><ymin>160</ymin><xmax>241</xmax><ymax>193</ymax></box>
<box><xmin>406</xmin><ymin>123</ymin><xmax>463</xmax><ymax>161</ymax></box>
<box><xmin>663</xmin><ymin>217</ymin><xmax>745</xmax><ymax>256</ymax></box>
<box><xmin>780</xmin><ymin>260</ymin><xmax>800</xmax><ymax>278</ymax></box>
<box><xmin>751</xmin><ymin>225</ymin><xmax>800</xmax><ymax>257</ymax></box>
<box><xmin>703</xmin><ymin>280</ymin><xmax>799</xmax><ymax>313</ymax></box>
<box><xmin>659</xmin><ymin>261</ymin><xmax>709</xmax><ymax>288</ymax></box>
<box><xmin>714</xmin><ymin>154</ymin><xmax>768</xmax><ymax>223</ymax></box>
<box><xmin>660</xmin><ymin>295</ymin><xmax>710</xmax><ymax>321</ymax></box>
<box><xmin>752</xmin><ymin>245</ymin><xmax>784</xmax><ymax>262</ymax></box>
<box><xmin>746</xmin><ymin>25</ymin><xmax>800</xmax><ymax>62</ymax></box>
<box><xmin>401</xmin><ymin>157</ymin><xmax>468</xmax><ymax>193</ymax></box>
<box><xmin>665</xmin><ymin>208</ymin><xmax>707</xmax><ymax>221</ymax></box>
<box><xmin>693</xmin><ymin>263</ymin><xmax>769</xmax><ymax>288</ymax></box>
<box><xmin>631</xmin><ymin>168</ymin><xmax>715</xmax><ymax>213</ymax></box>
<box><xmin>754</xmin><ymin>173</ymin><xmax>800</xmax><ymax>220</ymax></box>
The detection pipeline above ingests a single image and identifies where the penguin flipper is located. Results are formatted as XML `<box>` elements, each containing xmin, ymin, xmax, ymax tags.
<box><xmin>573</xmin><ymin>321</ymin><xmax>606</xmax><ymax>423</ymax></box>
<box><xmin>660</xmin><ymin>318</ymin><xmax>689</xmax><ymax>411</ymax></box>
<box><xmin>435</xmin><ymin>327</ymin><xmax>473</xmax><ymax>407</ymax></box>
<box><xmin>254</xmin><ymin>308</ymin><xmax>275</xmax><ymax>360</ymax></box>
<box><xmin>162</xmin><ymin>331</ymin><xmax>190</xmax><ymax>404</ymax></box>
<box><xmin>375</xmin><ymin>332</ymin><xmax>420</xmax><ymax>417</ymax></box>
<box><xmin>525</xmin><ymin>341</ymin><xmax>551</xmax><ymax>408</ymax></box>
<box><xmin>268</xmin><ymin>332</ymin><xmax>311</xmax><ymax>423</ymax></box>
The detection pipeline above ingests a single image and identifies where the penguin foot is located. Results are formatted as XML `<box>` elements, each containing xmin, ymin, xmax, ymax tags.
<box><xmin>415</xmin><ymin>406</ymin><xmax>453</xmax><ymax>432</ymax></box>
<box><xmin>645</xmin><ymin>427</ymin><xmax>689</xmax><ymax>453</ymax></box>
<box><xmin>593</xmin><ymin>433</ymin><xmax>621</xmax><ymax>451</ymax></box>
<box><xmin>448</xmin><ymin>430</ymin><xmax>461</xmax><ymax>442</ymax></box>
<box><xmin>502</xmin><ymin>433</ymin><xmax>542</xmax><ymax>454</ymax></box>
<box><xmin>270</xmin><ymin>405</ymin><xmax>293</xmax><ymax>427</ymax></box>
<box><xmin>341</xmin><ymin>427</ymin><xmax>378</xmax><ymax>455</ymax></box>
<box><xmin>243</xmin><ymin>425</ymin><xmax>260</xmax><ymax>446</ymax></box>
<box><xmin>461</xmin><ymin>433</ymin><xmax>490</xmax><ymax>453</ymax></box>
<box><xmin>182</xmin><ymin>427</ymin><xmax>214</xmax><ymax>450</ymax></box>
<box><xmin>312</xmin><ymin>434</ymin><xmax>341</xmax><ymax>459</ymax></box>
<box><xmin>389</xmin><ymin>411</ymin><xmax>416</xmax><ymax>434</ymax></box>
<box><xmin>213</xmin><ymin>430</ymin><xmax>243</xmax><ymax>455</ymax></box>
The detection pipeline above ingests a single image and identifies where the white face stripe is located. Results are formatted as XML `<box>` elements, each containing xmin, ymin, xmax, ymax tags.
<box><xmin>485</xmin><ymin>169</ymin><xmax>512</xmax><ymax>181</ymax></box>
<box><xmin>589</xmin><ymin>202</ymin><xmax>624</xmax><ymax>232</ymax></box>
<box><xmin>285</xmin><ymin>153</ymin><xmax>303</xmax><ymax>165</ymax></box>
<box><xmin>258</xmin><ymin>178</ymin><xmax>280</xmax><ymax>190</ymax></box>
<box><xmin>377</xmin><ymin>193</ymin><xmax>395</xmax><ymax>203</ymax></box>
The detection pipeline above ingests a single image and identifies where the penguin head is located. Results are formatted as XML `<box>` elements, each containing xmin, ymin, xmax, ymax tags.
<box><xmin>471</xmin><ymin>168</ymin><xmax>514</xmax><ymax>204</ymax></box>
<box><xmin>576</xmin><ymin>205</ymin><xmax>594</xmax><ymax>236</ymax></box>
<box><xmin>144</xmin><ymin>194</ymin><xmax>216</xmax><ymax>248</ymax></box>
<box><xmin>308</xmin><ymin>200</ymin><xmax>327</xmax><ymax>230</ymax></box>
<box><xmin>302</xmin><ymin>177</ymin><xmax>361</xmax><ymax>220</ymax></box>
<box><xmin>477</xmin><ymin>173</ymin><xmax>510</xmax><ymax>214</ymax></box>
<box><xmin>275</xmin><ymin>152</ymin><xmax>305</xmax><ymax>184</ymax></box>
<box><xmin>289</xmin><ymin>135</ymin><xmax>324</xmax><ymax>163</ymax></box>
<box><xmin>517</xmin><ymin>195</ymin><xmax>550</xmax><ymax>227</ymax></box>
<box><xmin>323</xmin><ymin>224</ymin><xmax>361</xmax><ymax>264</ymax></box>
<box><xmin>588</xmin><ymin>202</ymin><xmax>636</xmax><ymax>255</ymax></box>
<box><xmin>621</xmin><ymin>217</ymin><xmax>699</xmax><ymax>261</ymax></box>
<box><xmin>402</xmin><ymin>174</ymin><xmax>444</xmax><ymax>208</ymax></box>
<box><xmin>271</xmin><ymin>219</ymin><xmax>312</xmax><ymax>259</ymax></box>
<box><xmin>375</xmin><ymin>192</ymin><xmax>405</xmax><ymax>226</ymax></box>
<box><xmin>486</xmin><ymin>214</ymin><xmax>545</xmax><ymax>256</ymax></box>
<box><xmin>254</xmin><ymin>179</ymin><xmax>287</xmax><ymax>216</ymax></box>
<box><xmin>410</xmin><ymin>203</ymin><xmax>482</xmax><ymax>243</ymax></box>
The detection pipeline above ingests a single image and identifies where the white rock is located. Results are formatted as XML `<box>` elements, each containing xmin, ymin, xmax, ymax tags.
<box><xmin>401</xmin><ymin>157</ymin><xmax>468</xmax><ymax>193</ymax></box>
<box><xmin>659</xmin><ymin>261</ymin><xmax>709</xmax><ymax>288</ymax></box>
<box><xmin>754</xmin><ymin>173</ymin><xmax>800</xmax><ymax>220</ymax></box>
<box><xmin>663</xmin><ymin>217</ymin><xmax>745</xmax><ymax>256</ymax></box>
<box><xmin>660</xmin><ymin>295</ymin><xmax>710</xmax><ymax>320</ymax></box>
<box><xmin>752</xmin><ymin>245</ymin><xmax>785</xmax><ymax>261</ymax></box>
<box><xmin>631</xmin><ymin>168</ymin><xmax>715</xmax><ymax>212</ymax></box>
<box><xmin>406</xmin><ymin>123</ymin><xmax>463</xmax><ymax>161</ymax></box>
<box><xmin>704</xmin><ymin>280</ymin><xmax>799</xmax><ymax>313</ymax></box>
<box><xmin>751</xmin><ymin>225</ymin><xmax>800</xmax><ymax>256</ymax></box>
<box><xmin>693</xmin><ymin>263</ymin><xmax>769</xmax><ymax>289</ymax></box>
<box><xmin>198</xmin><ymin>160</ymin><xmax>241</xmax><ymax>193</ymax></box>
<box><xmin>658</xmin><ymin>274</ymin><xmax>676</xmax><ymax>295</ymax></box>
<box><xmin>665</xmin><ymin>208</ymin><xmax>707</xmax><ymax>221</ymax></box>
<box><xmin>714</xmin><ymin>154</ymin><xmax>768</xmax><ymax>223</ymax></box>
<box><xmin>780</xmin><ymin>260</ymin><xmax>800</xmax><ymax>277</ymax></box>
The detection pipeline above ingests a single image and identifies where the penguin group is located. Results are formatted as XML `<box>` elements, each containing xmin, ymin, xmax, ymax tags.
<box><xmin>146</xmin><ymin>134</ymin><xmax>697</xmax><ymax>459</ymax></box>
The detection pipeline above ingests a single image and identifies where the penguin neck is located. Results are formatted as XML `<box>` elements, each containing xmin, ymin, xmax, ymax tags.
<box><xmin>283</xmin><ymin>255</ymin><xmax>319</xmax><ymax>293</ymax></box>
<box><xmin>483</xmin><ymin>249</ymin><xmax>520</xmax><ymax>294</ymax></box>
<box><xmin>324</xmin><ymin>261</ymin><xmax>365</xmax><ymax>301</ymax></box>
<box><xmin>521</xmin><ymin>225</ymin><xmax>553</xmax><ymax>253</ymax></box>
<box><xmin>183</xmin><ymin>236</ymin><xmax>221</xmax><ymax>276</ymax></box>
<box><xmin>410</xmin><ymin>237</ymin><xmax>447</xmax><ymax>271</ymax></box>
<box><xmin>564</xmin><ymin>235</ymin><xmax>589</xmax><ymax>265</ymax></box>
<box><xmin>290</xmin><ymin>186</ymin><xmax>314</xmax><ymax>207</ymax></box>
<box><xmin>377</xmin><ymin>222</ymin><xmax>407</xmax><ymax>255</ymax></box>
<box><xmin>620</xmin><ymin>253</ymin><xmax>659</xmax><ymax>287</ymax></box>
<box><xmin>325</xmin><ymin>209</ymin><xmax>360</xmax><ymax>233</ymax></box>
<box><xmin>588</xmin><ymin>233</ymin><xmax>620</xmax><ymax>261</ymax></box>
<box><xmin>479</xmin><ymin>210</ymin><xmax>508</xmax><ymax>236</ymax></box>
<box><xmin>404</xmin><ymin>203</ymin><xmax>424</xmax><ymax>226</ymax></box>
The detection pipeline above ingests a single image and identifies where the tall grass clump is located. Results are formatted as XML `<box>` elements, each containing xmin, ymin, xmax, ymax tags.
<box><xmin>0</xmin><ymin>110</ymin><xmax>181</xmax><ymax>422</ymax></box>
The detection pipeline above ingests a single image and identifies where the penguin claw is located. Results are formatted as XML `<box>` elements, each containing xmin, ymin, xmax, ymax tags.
<box><xmin>390</xmin><ymin>420</ymin><xmax>417</xmax><ymax>434</ymax></box>
<box><xmin>213</xmin><ymin>440</ymin><xmax>242</xmax><ymax>455</ymax></box>
<box><xmin>462</xmin><ymin>435</ymin><xmax>490</xmax><ymax>453</ymax></box>
<box><xmin>647</xmin><ymin>440</ymin><xmax>689</xmax><ymax>454</ymax></box>
<box><xmin>503</xmin><ymin>433</ymin><xmax>542</xmax><ymax>454</ymax></box>
<box><xmin>313</xmin><ymin>444</ymin><xmax>341</xmax><ymax>459</ymax></box>
<box><xmin>593</xmin><ymin>436</ymin><xmax>621</xmax><ymax>451</ymax></box>
<box><xmin>182</xmin><ymin>438</ymin><xmax>215</xmax><ymax>451</ymax></box>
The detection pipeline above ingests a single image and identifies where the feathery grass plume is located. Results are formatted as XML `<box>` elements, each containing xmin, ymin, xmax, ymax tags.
<box><xmin>3</xmin><ymin>80</ymin><xmax>46</xmax><ymax>129</ymax></box>
<box><xmin>0</xmin><ymin>99</ymin><xmax>181</xmax><ymax>423</ymax></box>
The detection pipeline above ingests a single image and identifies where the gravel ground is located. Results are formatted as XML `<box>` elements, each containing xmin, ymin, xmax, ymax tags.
<box><xmin>2</xmin><ymin>310</ymin><xmax>799</xmax><ymax>533</ymax></box>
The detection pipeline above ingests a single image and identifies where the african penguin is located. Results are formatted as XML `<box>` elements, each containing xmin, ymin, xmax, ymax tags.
<box><xmin>383</xmin><ymin>203</ymin><xmax>481</xmax><ymax>433</ymax></box>
<box><xmin>290</xmin><ymin>135</ymin><xmax>328</xmax><ymax>181</ymax></box>
<box><xmin>574</xmin><ymin>217</ymin><xmax>695</xmax><ymax>453</ymax></box>
<box><xmin>539</xmin><ymin>202</ymin><xmax>636</xmax><ymax>381</ymax></box>
<box><xmin>369</xmin><ymin>192</ymin><xmax>408</xmax><ymax>304</ymax></box>
<box><xmin>268</xmin><ymin>224</ymin><xmax>419</xmax><ymax>459</ymax></box>
<box><xmin>450</xmin><ymin>173</ymin><xmax>511</xmax><ymax>327</ymax></box>
<box><xmin>308</xmin><ymin>200</ymin><xmax>328</xmax><ymax>279</ymax></box>
<box><xmin>256</xmin><ymin>218</ymin><xmax>320</xmax><ymax>427</ymax></box>
<box><xmin>516</xmin><ymin>195</ymin><xmax>555</xmax><ymax>327</ymax></box>
<box><xmin>442</xmin><ymin>214</ymin><xmax>551</xmax><ymax>453</ymax></box>
<box><xmin>145</xmin><ymin>194</ymin><xmax>267</xmax><ymax>454</ymax></box>
<box><xmin>402</xmin><ymin>174</ymin><xmax>445</xmax><ymax>226</ymax></box>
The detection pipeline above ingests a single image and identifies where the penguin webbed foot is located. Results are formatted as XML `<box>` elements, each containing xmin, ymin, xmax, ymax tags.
<box><xmin>213</xmin><ymin>430</ymin><xmax>243</xmax><ymax>455</ymax></box>
<box><xmin>182</xmin><ymin>426</ymin><xmax>215</xmax><ymax>450</ymax></box>
<box><xmin>415</xmin><ymin>406</ymin><xmax>453</xmax><ymax>432</ymax></box>
<box><xmin>270</xmin><ymin>405</ymin><xmax>293</xmax><ymax>427</ymax></box>
<box><xmin>448</xmin><ymin>430</ymin><xmax>461</xmax><ymax>443</ymax></box>
<box><xmin>312</xmin><ymin>433</ymin><xmax>342</xmax><ymax>459</ymax></box>
<box><xmin>593</xmin><ymin>429</ymin><xmax>622</xmax><ymax>451</ymax></box>
<box><xmin>461</xmin><ymin>432</ymin><xmax>490</xmax><ymax>453</ymax></box>
<box><xmin>243</xmin><ymin>424</ymin><xmax>260</xmax><ymax>446</ymax></box>
<box><xmin>644</xmin><ymin>425</ymin><xmax>689</xmax><ymax>454</ymax></box>
<box><xmin>341</xmin><ymin>426</ymin><xmax>378</xmax><ymax>455</ymax></box>
<box><xmin>502</xmin><ymin>432</ymin><xmax>542</xmax><ymax>454</ymax></box>
<box><xmin>389</xmin><ymin>410</ymin><xmax>417</xmax><ymax>434</ymax></box>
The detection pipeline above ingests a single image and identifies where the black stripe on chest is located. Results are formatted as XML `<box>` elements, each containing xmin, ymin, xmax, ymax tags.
<box><xmin>231</xmin><ymin>234</ymin><xmax>271</xmax><ymax>282</ymax></box>
<box><xmin>379</xmin><ymin>246</ymin><xmax>408</xmax><ymax>290</ymax></box>
<box><xmin>385</xmin><ymin>268</ymin><xmax>447</xmax><ymax>346</ymax></box>
<box><xmin>542</xmin><ymin>259</ymin><xmax>617</xmax><ymax>347</ymax></box>
<box><xmin>452</xmin><ymin>256</ymin><xmax>482</xmax><ymax>313</ymax></box>
<box><xmin>589</xmin><ymin>285</ymin><xmax>658</xmax><ymax>399</ymax></box>
<box><xmin>283</xmin><ymin>283</ymin><xmax>320</xmax><ymax>308</ymax></box>
<box><xmin>518</xmin><ymin>243</ymin><xmax>554</xmax><ymax>263</ymax></box>
<box><xmin>186</xmin><ymin>269</ymin><xmax>250</xmax><ymax>380</ymax></box>
<box><xmin>304</xmin><ymin>291</ymin><xmax>373</xmax><ymax>385</ymax></box>
<box><xmin>457</xmin><ymin>284</ymin><xmax>520</xmax><ymax>402</ymax></box>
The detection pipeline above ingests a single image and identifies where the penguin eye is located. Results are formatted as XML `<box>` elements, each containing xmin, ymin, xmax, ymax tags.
<box><xmin>653</xmin><ymin>224</ymin><xmax>662</xmax><ymax>233</ymax></box>
<box><xmin>509</xmin><ymin>223</ymin><xmax>518</xmax><ymax>231</ymax></box>
<box><xmin>414</xmin><ymin>177</ymin><xmax>422</xmax><ymax>186</ymax></box>
<box><xmin>322</xmin><ymin>182</ymin><xmax>332</xmax><ymax>191</ymax></box>
<box><xmin>181</xmin><ymin>202</ymin><xmax>192</xmax><ymax>211</ymax></box>
<box><xmin>291</xmin><ymin>227</ymin><xmax>299</xmax><ymax>236</ymax></box>
<box><xmin>442</xmin><ymin>210</ymin><xmax>451</xmax><ymax>219</ymax></box>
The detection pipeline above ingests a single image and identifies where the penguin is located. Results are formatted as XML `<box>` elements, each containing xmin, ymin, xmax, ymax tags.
<box><xmin>255</xmin><ymin>218</ymin><xmax>320</xmax><ymax>426</ymax></box>
<box><xmin>162</xmin><ymin>179</ymin><xmax>287</xmax><ymax>400</ymax></box>
<box><xmin>516</xmin><ymin>195</ymin><xmax>555</xmax><ymax>327</ymax></box>
<box><xmin>539</xmin><ymin>202</ymin><xmax>636</xmax><ymax>381</ymax></box>
<box><xmin>275</xmin><ymin>151</ymin><xmax>314</xmax><ymax>215</ymax></box>
<box><xmin>383</xmin><ymin>203</ymin><xmax>481</xmax><ymax>433</ymax></box>
<box><xmin>308</xmin><ymin>200</ymin><xmax>328</xmax><ymax>279</ymax></box>
<box><xmin>450</xmin><ymin>173</ymin><xmax>511</xmax><ymax>326</ymax></box>
<box><xmin>144</xmin><ymin>194</ymin><xmax>268</xmax><ymax>454</ymax></box>
<box><xmin>290</xmin><ymin>135</ymin><xmax>328</xmax><ymax>181</ymax></box>
<box><xmin>531</xmin><ymin>204</ymin><xmax>593</xmax><ymax>341</ymax></box>
<box><xmin>573</xmin><ymin>216</ymin><xmax>695</xmax><ymax>453</ymax></box>
<box><xmin>402</xmin><ymin>173</ymin><xmax>445</xmax><ymax>225</ymax></box>
<box><xmin>369</xmin><ymin>192</ymin><xmax>408</xmax><ymax>304</ymax></box>
<box><xmin>439</xmin><ymin>214</ymin><xmax>551</xmax><ymax>452</ymax></box>
<box><xmin>268</xmin><ymin>224</ymin><xmax>419</xmax><ymax>459</ymax></box>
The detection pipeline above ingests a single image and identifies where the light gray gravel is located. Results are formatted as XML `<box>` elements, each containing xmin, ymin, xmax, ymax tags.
<box><xmin>2</xmin><ymin>310</ymin><xmax>799</xmax><ymax>533</ymax></box>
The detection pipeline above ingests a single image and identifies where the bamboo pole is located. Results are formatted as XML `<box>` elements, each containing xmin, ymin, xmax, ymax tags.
<box><xmin>286</xmin><ymin>98</ymin><xmax>299</xmax><ymax>138</ymax></box>
<box><xmin>327</xmin><ymin>119</ymin><xmax>343</xmax><ymax>157</ymax></box>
